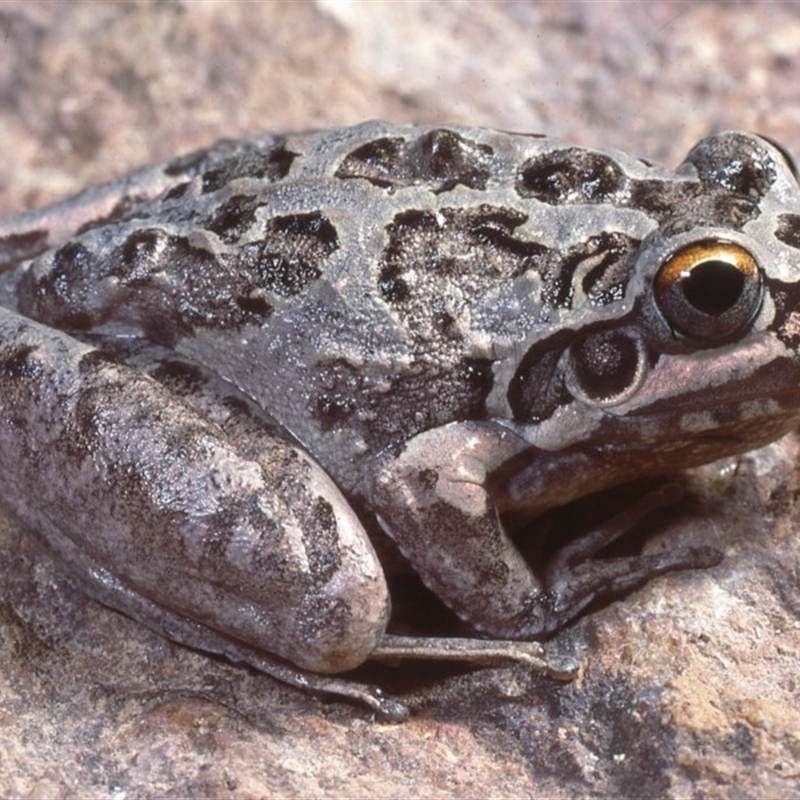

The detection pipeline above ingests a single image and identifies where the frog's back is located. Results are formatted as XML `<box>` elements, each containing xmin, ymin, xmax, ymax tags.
<box><xmin>3</xmin><ymin>122</ymin><xmax>796</xmax><ymax>489</ymax></box>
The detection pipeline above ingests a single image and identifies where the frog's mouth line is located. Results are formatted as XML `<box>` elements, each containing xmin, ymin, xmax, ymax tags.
<box><xmin>587</xmin><ymin>394</ymin><xmax>800</xmax><ymax>469</ymax></box>
<box><xmin>620</xmin><ymin>353</ymin><xmax>800</xmax><ymax>424</ymax></box>
<box><xmin>502</xmin><ymin>363</ymin><xmax>800</xmax><ymax>500</ymax></box>
<box><xmin>494</xmin><ymin>391</ymin><xmax>800</xmax><ymax>518</ymax></box>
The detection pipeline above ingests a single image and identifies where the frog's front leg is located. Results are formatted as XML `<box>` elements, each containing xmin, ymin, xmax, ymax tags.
<box><xmin>369</xmin><ymin>421</ymin><xmax>722</xmax><ymax>639</ymax></box>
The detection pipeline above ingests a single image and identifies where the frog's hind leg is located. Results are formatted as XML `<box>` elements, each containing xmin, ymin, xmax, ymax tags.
<box><xmin>48</xmin><ymin>540</ymin><xmax>410</xmax><ymax>722</ymax></box>
<box><xmin>0</xmin><ymin>314</ymin><xmax>396</xmax><ymax>715</ymax></box>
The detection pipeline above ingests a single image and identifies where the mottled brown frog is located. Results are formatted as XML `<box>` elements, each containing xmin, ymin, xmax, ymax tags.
<box><xmin>1</xmin><ymin>123</ymin><xmax>800</xmax><ymax>718</ymax></box>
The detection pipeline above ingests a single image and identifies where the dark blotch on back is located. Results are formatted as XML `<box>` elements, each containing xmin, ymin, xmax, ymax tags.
<box><xmin>334</xmin><ymin>137</ymin><xmax>404</xmax><ymax>188</ymax></box>
<box><xmin>23</xmin><ymin>241</ymin><xmax>97</xmax><ymax>330</ymax></box>
<box><xmin>0</xmin><ymin>229</ymin><xmax>49</xmax><ymax>269</ymax></box>
<box><xmin>379</xmin><ymin>205</ymin><xmax>546</xmax><ymax>312</ymax></box>
<box><xmin>121</xmin><ymin>229</ymin><xmax>161</xmax><ymax>275</ymax></box>
<box><xmin>516</xmin><ymin>148</ymin><xmax>625</xmax><ymax>204</ymax></box>
<box><xmin>164</xmin><ymin>138</ymin><xmax>297</xmax><ymax>189</ymax></box>
<box><xmin>230</xmin><ymin>212</ymin><xmax>339</xmax><ymax>299</ymax></box>
<box><xmin>54</xmin><ymin>241</ymin><xmax>94</xmax><ymax>280</ymax></box>
<box><xmin>205</xmin><ymin>194</ymin><xmax>261</xmax><ymax>244</ymax></box>
<box><xmin>414</xmin><ymin>128</ymin><xmax>495</xmax><ymax>191</ymax></box>
<box><xmin>312</xmin><ymin>356</ymin><xmax>493</xmax><ymax>444</ymax></box>
<box><xmin>271</xmin><ymin>212</ymin><xmax>339</xmax><ymax>249</ymax></box>
<box><xmin>201</xmin><ymin>142</ymin><xmax>297</xmax><ymax>194</ymax></box>
<box><xmin>163</xmin><ymin>182</ymin><xmax>191</xmax><ymax>201</ymax></box>
<box><xmin>336</xmin><ymin>128</ymin><xmax>495</xmax><ymax>192</ymax></box>
<box><xmin>29</xmin><ymin>205</ymin><xmax>338</xmax><ymax>341</ymax></box>
<box><xmin>0</xmin><ymin>344</ymin><xmax>44</xmax><ymax>381</ymax></box>
<box><xmin>115</xmin><ymin>229</ymin><xmax>226</xmax><ymax>341</ymax></box>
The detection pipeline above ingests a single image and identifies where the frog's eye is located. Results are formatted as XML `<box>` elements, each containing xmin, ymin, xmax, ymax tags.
<box><xmin>654</xmin><ymin>241</ymin><xmax>763</xmax><ymax>341</ymax></box>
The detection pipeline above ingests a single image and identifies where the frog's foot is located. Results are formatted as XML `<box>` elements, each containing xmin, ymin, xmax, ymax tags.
<box><xmin>371</xmin><ymin>634</ymin><xmax>579</xmax><ymax>681</ymax></box>
<box><xmin>537</xmin><ymin>482</ymin><xmax>723</xmax><ymax>636</ymax></box>
<box><xmin>67</xmin><ymin>552</ymin><xmax>411</xmax><ymax>721</ymax></box>
<box><xmin>539</xmin><ymin>545</ymin><xmax>723</xmax><ymax>635</ymax></box>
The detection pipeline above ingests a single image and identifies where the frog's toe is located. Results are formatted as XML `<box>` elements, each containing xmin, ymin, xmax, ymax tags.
<box><xmin>539</xmin><ymin>544</ymin><xmax>724</xmax><ymax>636</ymax></box>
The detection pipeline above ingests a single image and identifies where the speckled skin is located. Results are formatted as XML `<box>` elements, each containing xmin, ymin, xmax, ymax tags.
<box><xmin>1</xmin><ymin>122</ymin><xmax>800</xmax><ymax>714</ymax></box>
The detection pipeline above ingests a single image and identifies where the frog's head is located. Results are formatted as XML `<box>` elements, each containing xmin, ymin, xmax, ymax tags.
<box><xmin>507</xmin><ymin>132</ymin><xmax>800</xmax><ymax>470</ymax></box>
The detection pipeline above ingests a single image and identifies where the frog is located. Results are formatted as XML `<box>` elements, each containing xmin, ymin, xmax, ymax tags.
<box><xmin>1</xmin><ymin>121</ymin><xmax>800</xmax><ymax>720</ymax></box>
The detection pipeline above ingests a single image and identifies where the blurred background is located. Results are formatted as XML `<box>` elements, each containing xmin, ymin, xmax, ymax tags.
<box><xmin>3</xmin><ymin>2</ymin><xmax>799</xmax><ymax>213</ymax></box>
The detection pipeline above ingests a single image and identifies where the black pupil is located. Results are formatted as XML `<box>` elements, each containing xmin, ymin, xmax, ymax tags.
<box><xmin>681</xmin><ymin>260</ymin><xmax>745</xmax><ymax>316</ymax></box>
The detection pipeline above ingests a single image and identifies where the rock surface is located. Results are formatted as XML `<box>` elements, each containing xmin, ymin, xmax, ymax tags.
<box><xmin>1</xmin><ymin>2</ymin><xmax>799</xmax><ymax>796</ymax></box>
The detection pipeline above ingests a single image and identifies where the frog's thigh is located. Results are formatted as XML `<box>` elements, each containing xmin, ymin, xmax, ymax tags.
<box><xmin>54</xmin><ymin>434</ymin><xmax>392</xmax><ymax>676</ymax></box>
<box><xmin>368</xmin><ymin>421</ymin><xmax>547</xmax><ymax>638</ymax></box>
<box><xmin>192</xmin><ymin>434</ymin><xmax>392</xmax><ymax>675</ymax></box>
<box><xmin>0</xmin><ymin>310</ymin><xmax>388</xmax><ymax>675</ymax></box>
